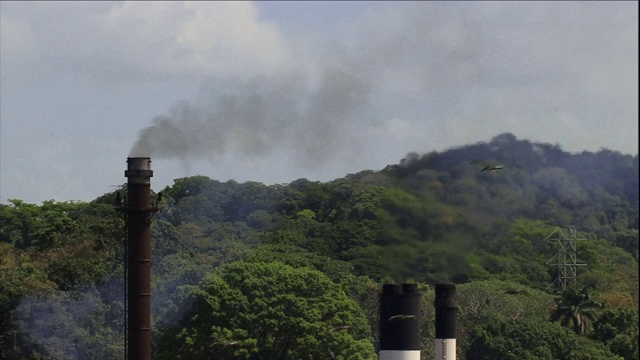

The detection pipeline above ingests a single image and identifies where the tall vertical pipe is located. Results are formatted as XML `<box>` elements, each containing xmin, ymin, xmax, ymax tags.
<box><xmin>379</xmin><ymin>283</ymin><xmax>421</xmax><ymax>360</ymax></box>
<box><xmin>434</xmin><ymin>284</ymin><xmax>457</xmax><ymax>360</ymax></box>
<box><xmin>125</xmin><ymin>157</ymin><xmax>154</xmax><ymax>360</ymax></box>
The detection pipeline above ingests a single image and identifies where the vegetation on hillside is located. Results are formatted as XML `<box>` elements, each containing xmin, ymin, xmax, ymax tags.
<box><xmin>1</xmin><ymin>133</ymin><xmax>637</xmax><ymax>359</ymax></box>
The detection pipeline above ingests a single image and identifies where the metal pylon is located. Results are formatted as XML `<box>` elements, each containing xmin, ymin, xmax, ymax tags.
<box><xmin>546</xmin><ymin>226</ymin><xmax>587</xmax><ymax>290</ymax></box>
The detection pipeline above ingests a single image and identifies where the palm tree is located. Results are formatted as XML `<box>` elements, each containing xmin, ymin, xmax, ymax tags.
<box><xmin>551</xmin><ymin>285</ymin><xmax>604</xmax><ymax>335</ymax></box>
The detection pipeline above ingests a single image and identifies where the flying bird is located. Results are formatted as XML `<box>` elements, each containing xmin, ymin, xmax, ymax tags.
<box><xmin>481</xmin><ymin>164</ymin><xmax>504</xmax><ymax>172</ymax></box>
<box><xmin>388</xmin><ymin>315</ymin><xmax>416</xmax><ymax>321</ymax></box>
<box><xmin>470</xmin><ymin>160</ymin><xmax>504</xmax><ymax>172</ymax></box>
<box><xmin>333</xmin><ymin>325</ymin><xmax>352</xmax><ymax>331</ymax></box>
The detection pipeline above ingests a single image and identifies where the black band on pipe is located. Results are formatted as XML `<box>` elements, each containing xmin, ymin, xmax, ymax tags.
<box><xmin>379</xmin><ymin>283</ymin><xmax>421</xmax><ymax>350</ymax></box>
<box><xmin>435</xmin><ymin>284</ymin><xmax>456</xmax><ymax>339</ymax></box>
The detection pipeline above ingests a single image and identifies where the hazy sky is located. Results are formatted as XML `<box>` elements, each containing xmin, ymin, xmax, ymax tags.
<box><xmin>1</xmin><ymin>1</ymin><xmax>637</xmax><ymax>204</ymax></box>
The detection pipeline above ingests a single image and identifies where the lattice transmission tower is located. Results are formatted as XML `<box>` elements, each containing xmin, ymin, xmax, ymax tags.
<box><xmin>546</xmin><ymin>226</ymin><xmax>587</xmax><ymax>290</ymax></box>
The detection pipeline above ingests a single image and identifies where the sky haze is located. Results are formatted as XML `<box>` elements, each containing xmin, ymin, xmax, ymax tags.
<box><xmin>1</xmin><ymin>1</ymin><xmax>637</xmax><ymax>204</ymax></box>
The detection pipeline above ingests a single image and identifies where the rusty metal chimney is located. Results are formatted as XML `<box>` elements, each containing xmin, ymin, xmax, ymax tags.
<box><xmin>125</xmin><ymin>157</ymin><xmax>155</xmax><ymax>360</ymax></box>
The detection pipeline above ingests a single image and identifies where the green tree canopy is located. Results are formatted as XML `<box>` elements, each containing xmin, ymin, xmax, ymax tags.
<box><xmin>467</xmin><ymin>318</ymin><xmax>623</xmax><ymax>360</ymax></box>
<box><xmin>551</xmin><ymin>286</ymin><xmax>604</xmax><ymax>335</ymax></box>
<box><xmin>590</xmin><ymin>308</ymin><xmax>639</xmax><ymax>359</ymax></box>
<box><xmin>156</xmin><ymin>261</ymin><xmax>375</xmax><ymax>359</ymax></box>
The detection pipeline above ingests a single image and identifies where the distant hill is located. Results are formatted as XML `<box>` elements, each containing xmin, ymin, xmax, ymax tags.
<box><xmin>352</xmin><ymin>132</ymin><xmax>638</xmax><ymax>231</ymax></box>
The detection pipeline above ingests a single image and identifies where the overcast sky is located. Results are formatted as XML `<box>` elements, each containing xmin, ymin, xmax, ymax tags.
<box><xmin>1</xmin><ymin>1</ymin><xmax>637</xmax><ymax>204</ymax></box>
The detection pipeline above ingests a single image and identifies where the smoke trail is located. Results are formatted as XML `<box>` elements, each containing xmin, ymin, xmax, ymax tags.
<box><xmin>12</xmin><ymin>284</ymin><xmax>124</xmax><ymax>360</ymax></box>
<box><xmin>129</xmin><ymin>58</ymin><xmax>374</xmax><ymax>169</ymax></box>
<box><xmin>128</xmin><ymin>3</ymin><xmax>486</xmax><ymax>168</ymax></box>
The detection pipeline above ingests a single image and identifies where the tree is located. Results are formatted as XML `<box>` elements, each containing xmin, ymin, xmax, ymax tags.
<box><xmin>614</xmin><ymin>229</ymin><xmax>639</xmax><ymax>261</ymax></box>
<box><xmin>467</xmin><ymin>318</ymin><xmax>574</xmax><ymax>360</ymax></box>
<box><xmin>456</xmin><ymin>280</ymin><xmax>555</xmax><ymax>356</ymax></box>
<box><xmin>590</xmin><ymin>308</ymin><xmax>639</xmax><ymax>360</ymax></box>
<box><xmin>247</xmin><ymin>244</ymin><xmax>355</xmax><ymax>283</ymax></box>
<box><xmin>506</xmin><ymin>218</ymin><xmax>556</xmax><ymax>258</ymax></box>
<box><xmin>0</xmin><ymin>200</ymin><xmax>44</xmax><ymax>249</ymax></box>
<box><xmin>551</xmin><ymin>286</ymin><xmax>604</xmax><ymax>335</ymax></box>
<box><xmin>156</xmin><ymin>261</ymin><xmax>375</xmax><ymax>359</ymax></box>
<box><xmin>11</xmin><ymin>288</ymin><xmax>123</xmax><ymax>360</ymax></box>
<box><xmin>467</xmin><ymin>318</ymin><xmax>623</xmax><ymax>360</ymax></box>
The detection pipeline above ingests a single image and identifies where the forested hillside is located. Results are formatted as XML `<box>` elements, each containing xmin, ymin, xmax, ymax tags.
<box><xmin>1</xmin><ymin>133</ymin><xmax>638</xmax><ymax>359</ymax></box>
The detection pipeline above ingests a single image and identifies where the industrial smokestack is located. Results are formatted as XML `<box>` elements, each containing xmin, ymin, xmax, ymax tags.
<box><xmin>379</xmin><ymin>283</ymin><xmax>421</xmax><ymax>360</ymax></box>
<box><xmin>125</xmin><ymin>157</ymin><xmax>155</xmax><ymax>360</ymax></box>
<box><xmin>434</xmin><ymin>284</ymin><xmax>457</xmax><ymax>360</ymax></box>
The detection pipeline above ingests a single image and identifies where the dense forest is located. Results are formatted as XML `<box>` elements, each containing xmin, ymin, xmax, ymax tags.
<box><xmin>1</xmin><ymin>133</ymin><xmax>638</xmax><ymax>359</ymax></box>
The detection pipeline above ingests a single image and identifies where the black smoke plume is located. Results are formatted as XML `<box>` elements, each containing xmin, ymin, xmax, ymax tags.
<box><xmin>130</xmin><ymin>60</ymin><xmax>373</xmax><ymax>169</ymax></box>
